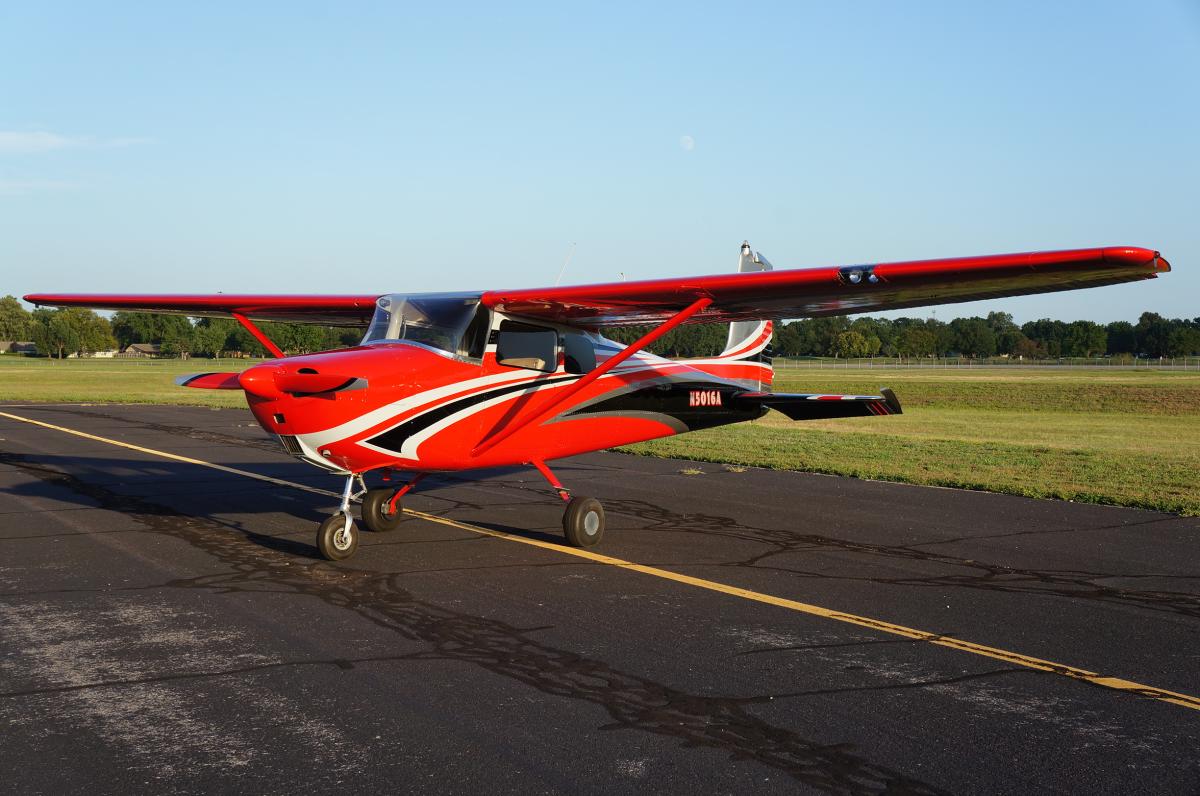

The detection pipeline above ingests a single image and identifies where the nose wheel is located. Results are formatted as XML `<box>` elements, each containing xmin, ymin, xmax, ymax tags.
<box><xmin>316</xmin><ymin>474</ymin><xmax>369</xmax><ymax>561</ymax></box>
<box><xmin>317</xmin><ymin>513</ymin><xmax>359</xmax><ymax>560</ymax></box>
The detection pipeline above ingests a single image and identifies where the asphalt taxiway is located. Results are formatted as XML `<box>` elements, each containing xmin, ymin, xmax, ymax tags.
<box><xmin>1</xmin><ymin>404</ymin><xmax>1197</xmax><ymax>794</ymax></box>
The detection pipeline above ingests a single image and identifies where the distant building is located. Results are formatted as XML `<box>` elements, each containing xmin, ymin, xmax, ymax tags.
<box><xmin>116</xmin><ymin>343</ymin><xmax>162</xmax><ymax>358</ymax></box>
<box><xmin>0</xmin><ymin>341</ymin><xmax>37</xmax><ymax>355</ymax></box>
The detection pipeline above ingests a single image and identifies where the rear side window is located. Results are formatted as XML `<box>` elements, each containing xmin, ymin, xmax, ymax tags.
<box><xmin>496</xmin><ymin>321</ymin><xmax>557</xmax><ymax>372</ymax></box>
<box><xmin>562</xmin><ymin>332</ymin><xmax>596</xmax><ymax>374</ymax></box>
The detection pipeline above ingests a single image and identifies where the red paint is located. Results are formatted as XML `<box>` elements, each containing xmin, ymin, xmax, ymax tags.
<box><xmin>480</xmin><ymin>247</ymin><xmax>1169</xmax><ymax>325</ymax></box>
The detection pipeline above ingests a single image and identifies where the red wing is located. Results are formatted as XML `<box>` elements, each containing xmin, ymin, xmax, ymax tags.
<box><xmin>20</xmin><ymin>294</ymin><xmax>380</xmax><ymax>326</ymax></box>
<box><xmin>481</xmin><ymin>246</ymin><xmax>1169</xmax><ymax>326</ymax></box>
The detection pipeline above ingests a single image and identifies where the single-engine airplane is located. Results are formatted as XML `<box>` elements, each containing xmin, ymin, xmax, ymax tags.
<box><xmin>25</xmin><ymin>243</ymin><xmax>1170</xmax><ymax>561</ymax></box>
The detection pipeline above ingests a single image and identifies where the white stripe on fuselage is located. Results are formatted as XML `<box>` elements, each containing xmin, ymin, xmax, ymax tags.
<box><xmin>296</xmin><ymin>347</ymin><xmax>674</xmax><ymax>452</ymax></box>
<box><xmin>304</xmin><ymin>357</ymin><xmax>740</xmax><ymax>461</ymax></box>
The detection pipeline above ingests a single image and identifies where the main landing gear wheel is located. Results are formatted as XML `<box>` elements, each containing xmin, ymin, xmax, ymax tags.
<box><xmin>361</xmin><ymin>488</ymin><xmax>405</xmax><ymax>532</ymax></box>
<box><xmin>563</xmin><ymin>496</ymin><xmax>605</xmax><ymax>548</ymax></box>
<box><xmin>317</xmin><ymin>513</ymin><xmax>359</xmax><ymax>561</ymax></box>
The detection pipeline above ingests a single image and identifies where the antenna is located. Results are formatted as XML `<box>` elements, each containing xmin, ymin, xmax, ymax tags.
<box><xmin>554</xmin><ymin>242</ymin><xmax>577</xmax><ymax>286</ymax></box>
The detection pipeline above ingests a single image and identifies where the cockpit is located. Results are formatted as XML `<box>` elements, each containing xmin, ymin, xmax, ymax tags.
<box><xmin>361</xmin><ymin>293</ymin><xmax>489</xmax><ymax>359</ymax></box>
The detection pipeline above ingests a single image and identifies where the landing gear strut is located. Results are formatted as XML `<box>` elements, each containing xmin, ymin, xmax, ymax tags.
<box><xmin>532</xmin><ymin>460</ymin><xmax>605</xmax><ymax>548</ymax></box>
<box><xmin>316</xmin><ymin>474</ymin><xmax>366</xmax><ymax>561</ymax></box>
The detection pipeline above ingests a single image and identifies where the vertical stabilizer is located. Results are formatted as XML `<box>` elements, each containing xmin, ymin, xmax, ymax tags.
<box><xmin>721</xmin><ymin>241</ymin><xmax>774</xmax><ymax>360</ymax></box>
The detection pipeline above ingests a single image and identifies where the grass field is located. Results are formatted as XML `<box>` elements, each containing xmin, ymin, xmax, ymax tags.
<box><xmin>2</xmin><ymin>355</ymin><xmax>1198</xmax><ymax>515</ymax></box>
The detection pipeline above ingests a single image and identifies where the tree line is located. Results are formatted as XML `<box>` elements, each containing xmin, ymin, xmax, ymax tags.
<box><xmin>604</xmin><ymin>311</ymin><xmax>1200</xmax><ymax>359</ymax></box>
<box><xmin>2</xmin><ymin>295</ymin><xmax>1197</xmax><ymax>359</ymax></box>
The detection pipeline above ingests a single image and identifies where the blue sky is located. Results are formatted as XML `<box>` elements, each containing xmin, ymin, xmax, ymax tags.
<box><xmin>2</xmin><ymin>1</ymin><xmax>1196</xmax><ymax>323</ymax></box>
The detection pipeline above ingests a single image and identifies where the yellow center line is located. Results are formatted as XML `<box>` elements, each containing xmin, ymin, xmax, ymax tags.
<box><xmin>3</xmin><ymin>408</ymin><xmax>1198</xmax><ymax>713</ymax></box>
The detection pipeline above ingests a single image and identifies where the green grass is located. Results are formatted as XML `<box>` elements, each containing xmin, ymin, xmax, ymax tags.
<box><xmin>621</xmin><ymin>367</ymin><xmax>1200</xmax><ymax>516</ymax></box>
<box><xmin>2</xmin><ymin>356</ymin><xmax>1197</xmax><ymax>516</ymax></box>
<box><xmin>0</xmin><ymin>356</ymin><xmax>259</xmax><ymax>408</ymax></box>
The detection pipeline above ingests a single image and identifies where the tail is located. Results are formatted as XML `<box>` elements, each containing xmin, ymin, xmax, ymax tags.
<box><xmin>715</xmin><ymin>242</ymin><xmax>774</xmax><ymax>389</ymax></box>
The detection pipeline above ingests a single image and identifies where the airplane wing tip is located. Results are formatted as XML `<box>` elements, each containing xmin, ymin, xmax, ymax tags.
<box><xmin>1101</xmin><ymin>246</ymin><xmax>1171</xmax><ymax>273</ymax></box>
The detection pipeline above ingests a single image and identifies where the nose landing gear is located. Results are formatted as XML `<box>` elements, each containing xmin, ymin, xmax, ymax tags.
<box><xmin>316</xmin><ymin>474</ymin><xmax>366</xmax><ymax>561</ymax></box>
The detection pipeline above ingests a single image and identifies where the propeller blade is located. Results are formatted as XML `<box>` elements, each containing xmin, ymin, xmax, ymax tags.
<box><xmin>175</xmin><ymin>372</ymin><xmax>243</xmax><ymax>390</ymax></box>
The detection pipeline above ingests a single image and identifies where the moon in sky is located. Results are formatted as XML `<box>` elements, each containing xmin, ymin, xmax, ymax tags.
<box><xmin>679</xmin><ymin>135</ymin><xmax>695</xmax><ymax>151</ymax></box>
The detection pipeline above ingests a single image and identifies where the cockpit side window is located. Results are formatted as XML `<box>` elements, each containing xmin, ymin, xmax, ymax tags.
<box><xmin>496</xmin><ymin>320</ymin><xmax>558</xmax><ymax>373</ymax></box>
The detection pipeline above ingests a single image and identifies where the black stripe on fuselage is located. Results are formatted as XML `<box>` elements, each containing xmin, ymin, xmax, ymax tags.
<box><xmin>366</xmin><ymin>374</ymin><xmax>579</xmax><ymax>455</ymax></box>
<box><xmin>567</xmin><ymin>381</ymin><xmax>765</xmax><ymax>432</ymax></box>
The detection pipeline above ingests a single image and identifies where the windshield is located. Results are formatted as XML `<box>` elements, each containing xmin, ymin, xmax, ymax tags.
<box><xmin>362</xmin><ymin>293</ymin><xmax>486</xmax><ymax>357</ymax></box>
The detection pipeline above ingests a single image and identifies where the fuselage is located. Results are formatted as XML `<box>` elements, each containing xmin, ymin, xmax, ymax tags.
<box><xmin>242</xmin><ymin>306</ymin><xmax>772</xmax><ymax>475</ymax></box>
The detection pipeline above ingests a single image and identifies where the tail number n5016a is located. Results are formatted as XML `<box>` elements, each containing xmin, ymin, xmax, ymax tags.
<box><xmin>689</xmin><ymin>389</ymin><xmax>722</xmax><ymax>407</ymax></box>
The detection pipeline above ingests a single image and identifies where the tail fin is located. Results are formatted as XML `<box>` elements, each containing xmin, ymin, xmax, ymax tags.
<box><xmin>720</xmin><ymin>241</ymin><xmax>774</xmax><ymax>361</ymax></box>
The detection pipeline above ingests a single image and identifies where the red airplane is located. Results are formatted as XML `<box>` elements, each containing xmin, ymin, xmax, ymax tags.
<box><xmin>25</xmin><ymin>243</ymin><xmax>1170</xmax><ymax>561</ymax></box>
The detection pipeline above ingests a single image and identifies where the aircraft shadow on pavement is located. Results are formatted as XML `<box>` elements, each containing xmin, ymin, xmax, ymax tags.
<box><xmin>0</xmin><ymin>451</ymin><xmax>570</xmax><ymax>557</ymax></box>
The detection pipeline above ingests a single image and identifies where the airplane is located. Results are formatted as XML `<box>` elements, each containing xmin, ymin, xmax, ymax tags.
<box><xmin>25</xmin><ymin>243</ymin><xmax>1170</xmax><ymax>561</ymax></box>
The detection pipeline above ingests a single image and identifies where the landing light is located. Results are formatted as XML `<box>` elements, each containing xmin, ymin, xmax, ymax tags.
<box><xmin>848</xmin><ymin>270</ymin><xmax>863</xmax><ymax>284</ymax></box>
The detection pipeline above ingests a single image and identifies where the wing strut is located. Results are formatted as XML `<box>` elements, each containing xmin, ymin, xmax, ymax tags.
<box><xmin>231</xmin><ymin>312</ymin><xmax>285</xmax><ymax>358</ymax></box>
<box><xmin>471</xmin><ymin>296</ymin><xmax>714</xmax><ymax>458</ymax></box>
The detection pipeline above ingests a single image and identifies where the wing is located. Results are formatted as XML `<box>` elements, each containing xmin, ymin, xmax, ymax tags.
<box><xmin>20</xmin><ymin>293</ymin><xmax>381</xmax><ymax>326</ymax></box>
<box><xmin>481</xmin><ymin>246</ymin><xmax>1169</xmax><ymax>327</ymax></box>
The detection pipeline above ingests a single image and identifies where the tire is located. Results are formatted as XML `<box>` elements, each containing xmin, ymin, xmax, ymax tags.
<box><xmin>563</xmin><ymin>496</ymin><xmax>605</xmax><ymax>548</ymax></box>
<box><xmin>361</xmin><ymin>488</ymin><xmax>405</xmax><ymax>532</ymax></box>
<box><xmin>317</xmin><ymin>513</ymin><xmax>359</xmax><ymax>561</ymax></box>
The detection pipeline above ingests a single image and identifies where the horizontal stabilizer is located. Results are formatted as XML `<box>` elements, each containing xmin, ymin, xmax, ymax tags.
<box><xmin>736</xmin><ymin>388</ymin><xmax>902</xmax><ymax>420</ymax></box>
<box><xmin>175</xmin><ymin>372</ymin><xmax>243</xmax><ymax>390</ymax></box>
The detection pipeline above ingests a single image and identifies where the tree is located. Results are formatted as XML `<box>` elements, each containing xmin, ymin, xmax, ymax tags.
<box><xmin>832</xmin><ymin>331</ymin><xmax>872</xmax><ymax>358</ymax></box>
<box><xmin>897</xmin><ymin>327</ymin><xmax>937</xmax><ymax>357</ymax></box>
<box><xmin>950</xmin><ymin>317</ymin><xmax>996</xmax><ymax>358</ymax></box>
<box><xmin>160</xmin><ymin>322</ymin><xmax>196</xmax><ymax>358</ymax></box>
<box><xmin>1167</xmin><ymin>326</ymin><xmax>1200</xmax><ymax>357</ymax></box>
<box><xmin>850</xmin><ymin>317</ymin><xmax>893</xmax><ymax>355</ymax></box>
<box><xmin>1011</xmin><ymin>335</ymin><xmax>1045</xmax><ymax>359</ymax></box>
<box><xmin>927</xmin><ymin>319</ymin><xmax>955</xmax><ymax>357</ymax></box>
<box><xmin>1021</xmin><ymin>319</ymin><xmax>1066</xmax><ymax>358</ymax></box>
<box><xmin>986</xmin><ymin>312</ymin><xmax>1022</xmax><ymax>355</ymax></box>
<box><xmin>1061</xmin><ymin>321</ymin><xmax>1106</xmax><ymax>358</ymax></box>
<box><xmin>0</xmin><ymin>296</ymin><xmax>32</xmax><ymax>340</ymax></box>
<box><xmin>1135</xmin><ymin>312</ymin><xmax>1172</xmax><ymax>357</ymax></box>
<box><xmin>111</xmin><ymin>312</ymin><xmax>193</xmax><ymax>348</ymax></box>
<box><xmin>985</xmin><ymin>311</ymin><xmax>1018</xmax><ymax>336</ymax></box>
<box><xmin>30</xmin><ymin>308</ymin><xmax>115</xmax><ymax>358</ymax></box>
<box><xmin>192</xmin><ymin>321</ymin><xmax>228</xmax><ymax>357</ymax></box>
<box><xmin>1105</xmin><ymin>321</ymin><xmax>1136</xmax><ymax>355</ymax></box>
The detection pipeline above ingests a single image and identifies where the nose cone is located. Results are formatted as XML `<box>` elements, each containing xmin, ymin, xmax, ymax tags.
<box><xmin>239</xmin><ymin>363</ymin><xmax>284</xmax><ymax>399</ymax></box>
